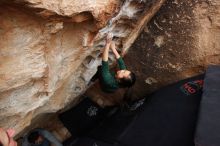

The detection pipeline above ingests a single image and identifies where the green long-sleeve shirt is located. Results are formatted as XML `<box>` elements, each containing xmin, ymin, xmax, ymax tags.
<box><xmin>101</xmin><ymin>57</ymin><xmax>126</xmax><ymax>93</ymax></box>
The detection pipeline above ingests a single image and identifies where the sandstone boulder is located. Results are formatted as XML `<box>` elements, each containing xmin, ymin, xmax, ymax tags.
<box><xmin>0</xmin><ymin>0</ymin><xmax>165</xmax><ymax>135</ymax></box>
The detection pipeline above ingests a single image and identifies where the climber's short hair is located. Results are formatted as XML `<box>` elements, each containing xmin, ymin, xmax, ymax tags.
<box><xmin>118</xmin><ymin>71</ymin><xmax>136</xmax><ymax>88</ymax></box>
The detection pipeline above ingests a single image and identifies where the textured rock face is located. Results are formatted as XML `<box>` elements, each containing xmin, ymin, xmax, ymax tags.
<box><xmin>124</xmin><ymin>0</ymin><xmax>220</xmax><ymax>99</ymax></box>
<box><xmin>0</xmin><ymin>0</ymin><xmax>165</xmax><ymax>134</ymax></box>
<box><xmin>83</xmin><ymin>0</ymin><xmax>220</xmax><ymax>106</ymax></box>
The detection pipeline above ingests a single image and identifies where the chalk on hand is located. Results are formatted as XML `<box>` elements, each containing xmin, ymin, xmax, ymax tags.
<box><xmin>107</xmin><ymin>33</ymin><xmax>113</xmax><ymax>40</ymax></box>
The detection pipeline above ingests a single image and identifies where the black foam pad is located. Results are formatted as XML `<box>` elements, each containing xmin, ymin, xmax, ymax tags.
<box><xmin>59</xmin><ymin>97</ymin><xmax>110</xmax><ymax>137</ymax></box>
<box><xmin>119</xmin><ymin>74</ymin><xmax>204</xmax><ymax>146</ymax></box>
<box><xmin>61</xmin><ymin>75</ymin><xmax>204</xmax><ymax>146</ymax></box>
<box><xmin>64</xmin><ymin>137</ymin><xmax>118</xmax><ymax>146</ymax></box>
<box><xmin>195</xmin><ymin>66</ymin><xmax>220</xmax><ymax>146</ymax></box>
<box><xmin>87</xmin><ymin>98</ymin><xmax>146</xmax><ymax>143</ymax></box>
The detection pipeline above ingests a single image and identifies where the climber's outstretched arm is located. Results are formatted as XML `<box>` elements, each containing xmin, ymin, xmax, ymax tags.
<box><xmin>102</xmin><ymin>33</ymin><xmax>112</xmax><ymax>61</ymax></box>
<box><xmin>110</xmin><ymin>41</ymin><xmax>120</xmax><ymax>59</ymax></box>
<box><xmin>110</xmin><ymin>41</ymin><xmax>126</xmax><ymax>70</ymax></box>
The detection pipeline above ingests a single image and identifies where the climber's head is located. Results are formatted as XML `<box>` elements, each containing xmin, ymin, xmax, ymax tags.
<box><xmin>116</xmin><ymin>70</ymin><xmax>136</xmax><ymax>88</ymax></box>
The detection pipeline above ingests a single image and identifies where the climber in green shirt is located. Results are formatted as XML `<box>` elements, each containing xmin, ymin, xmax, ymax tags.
<box><xmin>100</xmin><ymin>33</ymin><xmax>136</xmax><ymax>93</ymax></box>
